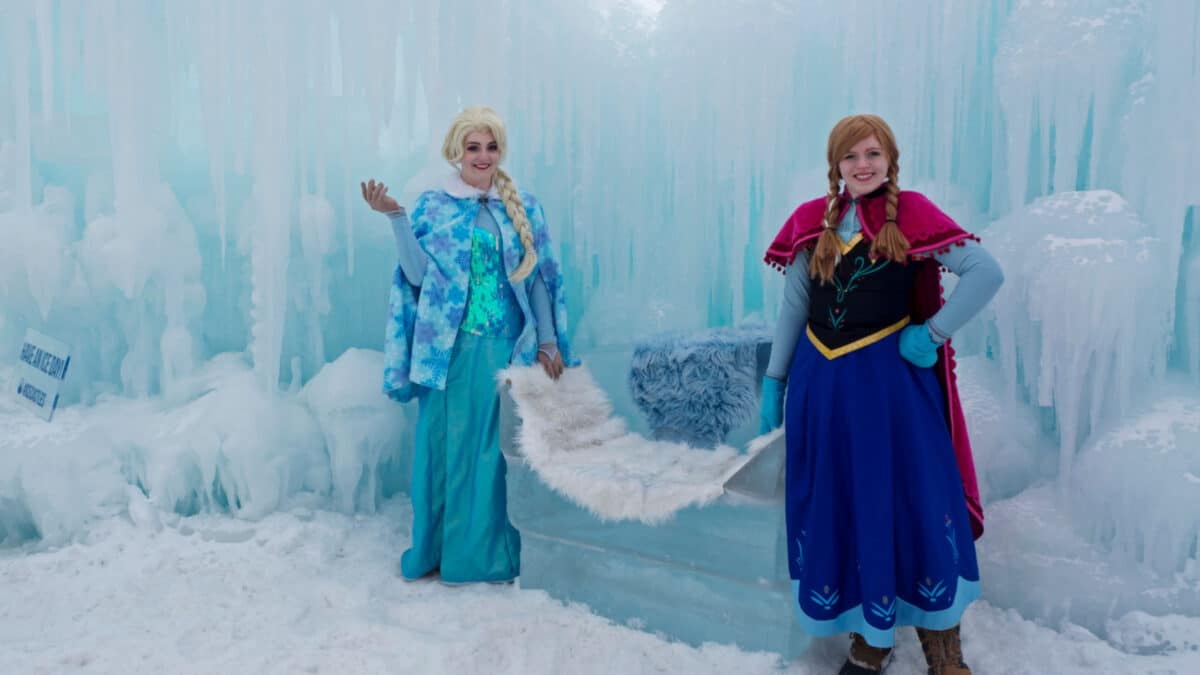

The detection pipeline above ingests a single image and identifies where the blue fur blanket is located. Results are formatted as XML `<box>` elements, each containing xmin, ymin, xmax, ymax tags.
<box><xmin>629</xmin><ymin>325</ymin><xmax>772</xmax><ymax>448</ymax></box>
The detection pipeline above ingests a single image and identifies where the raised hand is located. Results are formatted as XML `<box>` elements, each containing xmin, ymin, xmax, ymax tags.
<box><xmin>361</xmin><ymin>178</ymin><xmax>402</xmax><ymax>213</ymax></box>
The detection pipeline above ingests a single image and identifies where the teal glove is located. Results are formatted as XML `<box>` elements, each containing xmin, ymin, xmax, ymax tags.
<box><xmin>899</xmin><ymin>323</ymin><xmax>940</xmax><ymax>368</ymax></box>
<box><xmin>759</xmin><ymin>376</ymin><xmax>786</xmax><ymax>434</ymax></box>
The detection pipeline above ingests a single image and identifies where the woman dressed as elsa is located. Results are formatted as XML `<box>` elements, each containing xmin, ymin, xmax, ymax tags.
<box><xmin>362</xmin><ymin>106</ymin><xmax>574</xmax><ymax>585</ymax></box>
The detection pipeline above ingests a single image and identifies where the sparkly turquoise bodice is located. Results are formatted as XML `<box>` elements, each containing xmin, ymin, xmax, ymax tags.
<box><xmin>461</xmin><ymin>227</ymin><xmax>523</xmax><ymax>337</ymax></box>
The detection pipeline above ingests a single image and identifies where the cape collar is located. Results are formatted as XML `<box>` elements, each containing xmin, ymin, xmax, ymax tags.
<box><xmin>444</xmin><ymin>172</ymin><xmax>502</xmax><ymax>200</ymax></box>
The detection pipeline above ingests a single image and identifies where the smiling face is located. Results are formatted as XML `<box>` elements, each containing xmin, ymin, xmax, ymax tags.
<box><xmin>837</xmin><ymin>134</ymin><xmax>889</xmax><ymax>198</ymax></box>
<box><xmin>459</xmin><ymin>130</ymin><xmax>501</xmax><ymax>191</ymax></box>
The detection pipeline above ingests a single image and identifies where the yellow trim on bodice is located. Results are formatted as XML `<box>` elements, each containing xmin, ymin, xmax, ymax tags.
<box><xmin>806</xmin><ymin>316</ymin><xmax>911</xmax><ymax>360</ymax></box>
<box><xmin>837</xmin><ymin>232</ymin><xmax>864</xmax><ymax>256</ymax></box>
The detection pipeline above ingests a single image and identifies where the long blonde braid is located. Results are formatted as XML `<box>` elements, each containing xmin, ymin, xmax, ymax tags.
<box><xmin>495</xmin><ymin>168</ymin><xmax>538</xmax><ymax>282</ymax></box>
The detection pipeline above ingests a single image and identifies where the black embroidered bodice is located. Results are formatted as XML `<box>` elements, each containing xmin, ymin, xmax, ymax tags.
<box><xmin>806</xmin><ymin>235</ymin><xmax>917</xmax><ymax>359</ymax></box>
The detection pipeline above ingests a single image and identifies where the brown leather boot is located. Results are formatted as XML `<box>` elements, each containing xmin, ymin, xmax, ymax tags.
<box><xmin>916</xmin><ymin>625</ymin><xmax>972</xmax><ymax>675</ymax></box>
<box><xmin>837</xmin><ymin>632</ymin><xmax>893</xmax><ymax>674</ymax></box>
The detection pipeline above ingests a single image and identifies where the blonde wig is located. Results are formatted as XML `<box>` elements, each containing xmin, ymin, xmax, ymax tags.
<box><xmin>442</xmin><ymin>106</ymin><xmax>538</xmax><ymax>282</ymax></box>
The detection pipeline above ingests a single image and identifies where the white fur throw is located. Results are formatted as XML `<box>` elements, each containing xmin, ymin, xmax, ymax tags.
<box><xmin>500</xmin><ymin>363</ymin><xmax>771</xmax><ymax>525</ymax></box>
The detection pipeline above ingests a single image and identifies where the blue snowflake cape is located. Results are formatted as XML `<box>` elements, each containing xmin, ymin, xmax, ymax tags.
<box><xmin>383</xmin><ymin>187</ymin><xmax>576</xmax><ymax>402</ymax></box>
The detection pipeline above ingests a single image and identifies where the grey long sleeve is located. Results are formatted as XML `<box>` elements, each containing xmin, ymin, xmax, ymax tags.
<box><xmin>765</xmin><ymin>250</ymin><xmax>812</xmax><ymax>380</ymax></box>
<box><xmin>388</xmin><ymin>210</ymin><xmax>428</xmax><ymax>287</ymax></box>
<box><xmin>925</xmin><ymin>240</ymin><xmax>1005</xmax><ymax>342</ymax></box>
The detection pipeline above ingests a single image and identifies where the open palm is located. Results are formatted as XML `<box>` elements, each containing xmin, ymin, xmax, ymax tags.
<box><xmin>361</xmin><ymin>178</ymin><xmax>401</xmax><ymax>213</ymax></box>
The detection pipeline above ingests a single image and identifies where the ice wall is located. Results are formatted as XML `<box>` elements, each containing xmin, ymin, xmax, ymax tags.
<box><xmin>1070</xmin><ymin>390</ymin><xmax>1200</xmax><ymax>577</ymax></box>
<box><xmin>0</xmin><ymin>0</ymin><xmax>1197</xmax><ymax>489</ymax></box>
<box><xmin>0</xmin><ymin>1</ymin><xmax>1002</xmax><ymax>398</ymax></box>
<box><xmin>985</xmin><ymin>190</ymin><xmax>1172</xmax><ymax>478</ymax></box>
<box><xmin>0</xmin><ymin>349</ymin><xmax>409</xmax><ymax>546</ymax></box>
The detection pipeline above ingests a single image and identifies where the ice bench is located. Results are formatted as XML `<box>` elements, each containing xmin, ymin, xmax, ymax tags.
<box><xmin>498</xmin><ymin>342</ymin><xmax>808</xmax><ymax>657</ymax></box>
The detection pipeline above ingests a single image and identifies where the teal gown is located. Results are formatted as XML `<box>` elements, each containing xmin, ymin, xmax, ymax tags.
<box><xmin>400</xmin><ymin>225</ymin><xmax>524</xmax><ymax>583</ymax></box>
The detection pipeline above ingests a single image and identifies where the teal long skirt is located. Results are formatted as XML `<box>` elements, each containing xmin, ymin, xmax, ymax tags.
<box><xmin>400</xmin><ymin>333</ymin><xmax>521</xmax><ymax>583</ymax></box>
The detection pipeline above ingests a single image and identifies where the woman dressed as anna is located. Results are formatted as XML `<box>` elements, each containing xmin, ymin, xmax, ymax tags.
<box><xmin>761</xmin><ymin>114</ymin><xmax>1004</xmax><ymax>674</ymax></box>
<box><xmin>362</xmin><ymin>106</ymin><xmax>574</xmax><ymax>585</ymax></box>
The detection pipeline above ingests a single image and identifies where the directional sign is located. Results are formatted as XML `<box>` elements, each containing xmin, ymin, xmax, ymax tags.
<box><xmin>15</xmin><ymin>328</ymin><xmax>70</xmax><ymax>422</ymax></box>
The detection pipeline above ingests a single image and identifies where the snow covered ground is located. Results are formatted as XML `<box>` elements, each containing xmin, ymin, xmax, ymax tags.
<box><xmin>1</xmin><ymin>501</ymin><xmax>1197</xmax><ymax>674</ymax></box>
<box><xmin>2</xmin><ymin>352</ymin><xmax>1200</xmax><ymax>674</ymax></box>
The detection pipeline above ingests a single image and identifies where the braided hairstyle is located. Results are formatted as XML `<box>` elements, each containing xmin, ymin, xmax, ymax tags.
<box><xmin>493</xmin><ymin>167</ymin><xmax>538</xmax><ymax>282</ymax></box>
<box><xmin>441</xmin><ymin>106</ymin><xmax>538</xmax><ymax>282</ymax></box>
<box><xmin>809</xmin><ymin>114</ymin><xmax>909</xmax><ymax>284</ymax></box>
